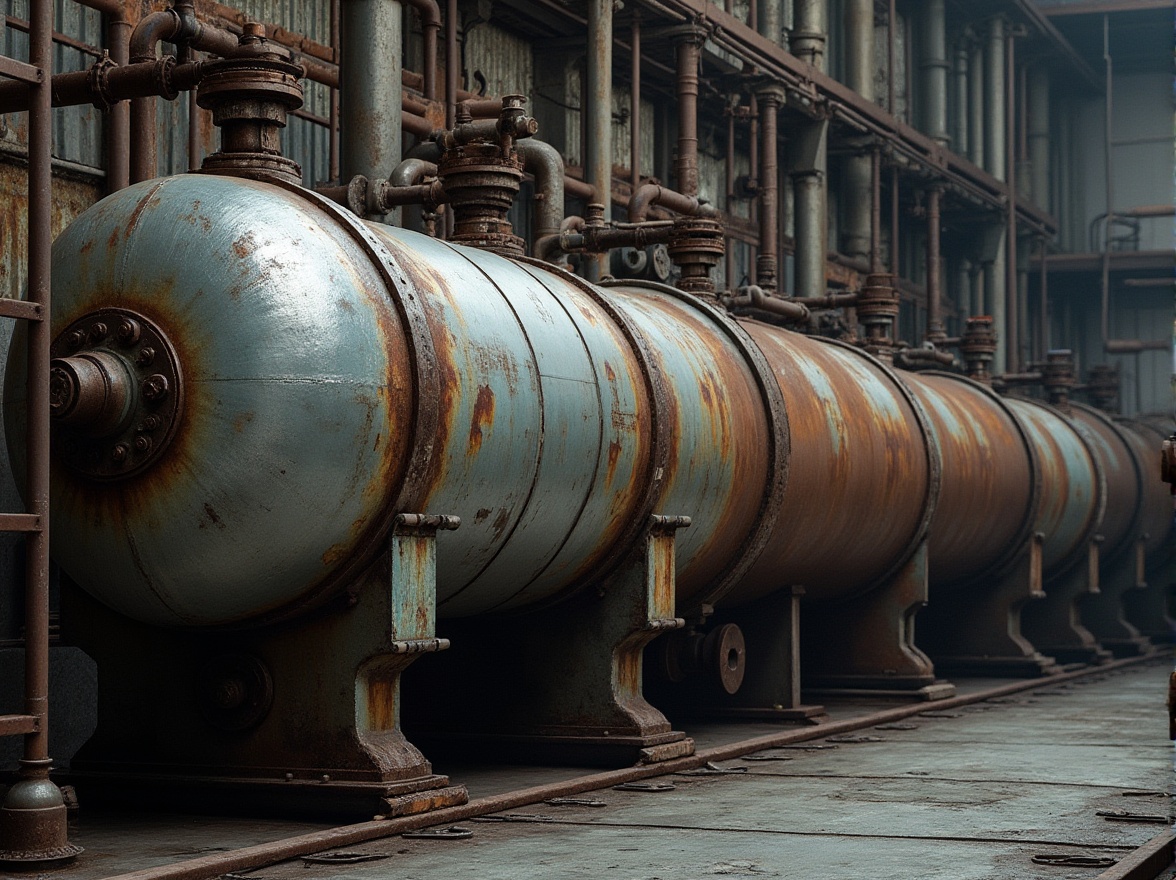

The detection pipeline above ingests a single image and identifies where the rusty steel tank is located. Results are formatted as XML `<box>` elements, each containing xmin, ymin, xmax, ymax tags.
<box><xmin>4</xmin><ymin>173</ymin><xmax>938</xmax><ymax>632</ymax></box>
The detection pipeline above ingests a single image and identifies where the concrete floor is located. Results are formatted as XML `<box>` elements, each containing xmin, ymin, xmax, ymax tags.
<box><xmin>39</xmin><ymin>658</ymin><xmax>1167</xmax><ymax>880</ymax></box>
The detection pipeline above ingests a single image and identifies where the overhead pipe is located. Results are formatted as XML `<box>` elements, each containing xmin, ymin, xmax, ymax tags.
<box><xmin>341</xmin><ymin>0</ymin><xmax>403</xmax><ymax>220</ymax></box>
<box><xmin>129</xmin><ymin>1</ymin><xmax>239</xmax><ymax>182</ymax></box>
<box><xmin>841</xmin><ymin>0</ymin><xmax>873</xmax><ymax>262</ymax></box>
<box><xmin>755</xmin><ymin>84</ymin><xmax>784</xmax><ymax>291</ymax></box>
<box><xmin>919</xmin><ymin>0</ymin><xmax>949</xmax><ymax>146</ymax></box>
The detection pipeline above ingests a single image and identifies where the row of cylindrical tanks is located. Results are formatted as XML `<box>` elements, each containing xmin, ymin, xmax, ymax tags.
<box><xmin>8</xmin><ymin>171</ymin><xmax>1171</xmax><ymax>810</ymax></box>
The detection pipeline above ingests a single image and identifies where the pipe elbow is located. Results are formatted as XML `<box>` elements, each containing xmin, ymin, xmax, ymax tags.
<box><xmin>130</xmin><ymin>10</ymin><xmax>181</xmax><ymax>62</ymax></box>
<box><xmin>389</xmin><ymin>158</ymin><xmax>437</xmax><ymax>188</ymax></box>
<box><xmin>404</xmin><ymin>0</ymin><xmax>442</xmax><ymax>29</ymax></box>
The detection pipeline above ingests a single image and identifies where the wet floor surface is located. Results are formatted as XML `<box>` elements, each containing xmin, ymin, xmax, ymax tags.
<box><xmin>15</xmin><ymin>658</ymin><xmax>1173</xmax><ymax>880</ymax></box>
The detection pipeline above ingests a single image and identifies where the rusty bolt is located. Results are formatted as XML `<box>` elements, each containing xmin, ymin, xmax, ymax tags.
<box><xmin>89</xmin><ymin>321</ymin><xmax>108</xmax><ymax>342</ymax></box>
<box><xmin>66</xmin><ymin>330</ymin><xmax>86</xmax><ymax>349</ymax></box>
<box><xmin>141</xmin><ymin>374</ymin><xmax>169</xmax><ymax>402</ymax></box>
<box><xmin>134</xmin><ymin>435</ymin><xmax>152</xmax><ymax>453</ymax></box>
<box><xmin>136</xmin><ymin>347</ymin><xmax>155</xmax><ymax>366</ymax></box>
<box><xmin>111</xmin><ymin>443</ymin><xmax>129</xmax><ymax>463</ymax></box>
<box><xmin>141</xmin><ymin>415</ymin><xmax>161</xmax><ymax>432</ymax></box>
<box><xmin>211</xmin><ymin>677</ymin><xmax>246</xmax><ymax>710</ymax></box>
<box><xmin>116</xmin><ymin>318</ymin><xmax>141</xmax><ymax>346</ymax></box>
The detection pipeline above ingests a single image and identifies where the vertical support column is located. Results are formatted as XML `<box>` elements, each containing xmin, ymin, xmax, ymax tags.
<box><xmin>0</xmin><ymin>0</ymin><xmax>82</xmax><ymax>862</ymax></box>
<box><xmin>952</xmin><ymin>37</ymin><xmax>969</xmax><ymax>158</ymax></box>
<box><xmin>1005</xmin><ymin>27</ymin><xmax>1019</xmax><ymax>373</ymax></box>
<box><xmin>791</xmin><ymin>0</ymin><xmax>827</xmax><ymax>70</ymax></box>
<box><xmin>925</xmin><ymin>186</ymin><xmax>944</xmax><ymax>343</ymax></box>
<box><xmin>842</xmin><ymin>0</ymin><xmax>874</xmax><ymax>263</ymax></box>
<box><xmin>792</xmin><ymin>121</ymin><xmax>828</xmax><ymax>298</ymax></box>
<box><xmin>967</xmin><ymin>33</ymin><xmax>985</xmax><ymax>169</ymax></box>
<box><xmin>920</xmin><ymin>0</ymin><xmax>949</xmax><ymax>146</ymax></box>
<box><xmin>1022</xmin><ymin>541</ymin><xmax>1111</xmax><ymax>666</ymax></box>
<box><xmin>341</xmin><ymin>0</ymin><xmax>403</xmax><ymax>221</ymax></box>
<box><xmin>1027</xmin><ymin>66</ymin><xmax>1050</xmax><ymax>212</ymax></box>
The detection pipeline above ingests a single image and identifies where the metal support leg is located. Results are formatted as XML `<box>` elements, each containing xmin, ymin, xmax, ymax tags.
<box><xmin>1123</xmin><ymin>554</ymin><xmax>1176</xmax><ymax>642</ymax></box>
<box><xmin>60</xmin><ymin>514</ymin><xmax>467</xmax><ymax>819</ymax></box>
<box><xmin>804</xmin><ymin>543</ymin><xmax>955</xmax><ymax>700</ymax></box>
<box><xmin>921</xmin><ymin>534</ymin><xmax>1060</xmax><ymax>677</ymax></box>
<box><xmin>408</xmin><ymin>516</ymin><xmax>696</xmax><ymax>766</ymax></box>
<box><xmin>1082</xmin><ymin>539</ymin><xmax>1154</xmax><ymax>657</ymax></box>
<box><xmin>1022</xmin><ymin>542</ymin><xmax>1111</xmax><ymax>665</ymax></box>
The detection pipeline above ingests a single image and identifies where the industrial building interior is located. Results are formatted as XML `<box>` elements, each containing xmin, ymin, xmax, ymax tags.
<box><xmin>0</xmin><ymin>0</ymin><xmax>1173</xmax><ymax>875</ymax></box>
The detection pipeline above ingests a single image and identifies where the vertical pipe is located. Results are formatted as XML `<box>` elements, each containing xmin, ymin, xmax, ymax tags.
<box><xmin>186</xmin><ymin>45</ymin><xmax>201</xmax><ymax>172</ymax></box>
<box><xmin>792</xmin><ymin>119</ymin><xmax>828</xmax><ymax>297</ymax></box>
<box><xmin>1027</xmin><ymin>65</ymin><xmax>1050</xmax><ymax>211</ymax></box>
<box><xmin>445</xmin><ymin>0</ymin><xmax>457</xmax><ymax>127</ymax></box>
<box><xmin>756</xmin><ymin>86</ymin><xmax>783</xmax><ymax>291</ymax></box>
<box><xmin>984</xmin><ymin>17</ymin><xmax>1006</xmax><ymax>180</ymax></box>
<box><xmin>889</xmin><ymin>165</ymin><xmax>899</xmax><ymax>274</ymax></box>
<box><xmin>26</xmin><ymin>0</ymin><xmax>52</xmax><ymax>781</ymax></box>
<box><xmin>674</xmin><ymin>32</ymin><xmax>702</xmax><ymax>198</ymax></box>
<box><xmin>925</xmin><ymin>186</ymin><xmax>943</xmax><ymax>340</ymax></box>
<box><xmin>759</xmin><ymin>0</ymin><xmax>782</xmax><ymax>44</ymax></box>
<box><xmin>870</xmin><ymin>149</ymin><xmax>881</xmax><ymax>273</ymax></box>
<box><xmin>748</xmin><ymin>95</ymin><xmax>759</xmax><ymax>284</ymax></box>
<box><xmin>1100</xmin><ymin>14</ymin><xmax>1113</xmax><ymax>349</ymax></box>
<box><xmin>887</xmin><ymin>0</ymin><xmax>896</xmax><ymax>114</ymax></box>
<box><xmin>792</xmin><ymin>0</ymin><xmax>827</xmax><ymax>71</ymax></box>
<box><xmin>920</xmin><ymin>0</ymin><xmax>948</xmax><ymax>145</ymax></box>
<box><xmin>842</xmin><ymin>0</ymin><xmax>873</xmax><ymax>262</ymax></box>
<box><xmin>329</xmin><ymin>0</ymin><xmax>340</xmax><ymax>182</ymax></box>
<box><xmin>1038</xmin><ymin>236</ymin><xmax>1049</xmax><ymax>359</ymax></box>
<box><xmin>725</xmin><ymin>107</ymin><xmax>736</xmax><ymax>292</ymax></box>
<box><xmin>342</xmin><ymin>0</ymin><xmax>404</xmax><ymax>220</ymax></box>
<box><xmin>630</xmin><ymin>12</ymin><xmax>640</xmax><ymax>190</ymax></box>
<box><xmin>968</xmin><ymin>36</ymin><xmax>984</xmax><ymax>168</ymax></box>
<box><xmin>1005</xmin><ymin>28</ymin><xmax>1018</xmax><ymax>372</ymax></box>
<box><xmin>952</xmin><ymin>39</ymin><xmax>968</xmax><ymax>159</ymax></box>
<box><xmin>106</xmin><ymin>13</ymin><xmax>131</xmax><ymax>192</ymax></box>
<box><xmin>969</xmin><ymin>261</ymin><xmax>983</xmax><ymax>315</ymax></box>
<box><xmin>586</xmin><ymin>0</ymin><xmax>612</xmax><ymax>278</ymax></box>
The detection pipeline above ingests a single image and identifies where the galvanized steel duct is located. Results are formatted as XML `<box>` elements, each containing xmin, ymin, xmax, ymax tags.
<box><xmin>341</xmin><ymin>0</ymin><xmax>403</xmax><ymax>220</ymax></box>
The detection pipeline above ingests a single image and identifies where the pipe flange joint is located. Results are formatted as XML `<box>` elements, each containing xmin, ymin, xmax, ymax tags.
<box><xmin>51</xmin><ymin>308</ymin><xmax>184</xmax><ymax>482</ymax></box>
<box><xmin>87</xmin><ymin>52</ymin><xmax>117</xmax><ymax>112</ymax></box>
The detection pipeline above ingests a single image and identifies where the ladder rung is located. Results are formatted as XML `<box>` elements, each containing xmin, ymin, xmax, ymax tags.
<box><xmin>0</xmin><ymin>299</ymin><xmax>42</xmax><ymax>321</ymax></box>
<box><xmin>0</xmin><ymin>513</ymin><xmax>40</xmax><ymax>533</ymax></box>
<box><xmin>0</xmin><ymin>714</ymin><xmax>37</xmax><ymax>736</ymax></box>
<box><xmin>0</xmin><ymin>55</ymin><xmax>43</xmax><ymax>85</ymax></box>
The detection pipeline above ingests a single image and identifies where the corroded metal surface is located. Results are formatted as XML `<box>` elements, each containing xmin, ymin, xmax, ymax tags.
<box><xmin>1068</xmin><ymin>402</ymin><xmax>1143</xmax><ymax>564</ymax></box>
<box><xmin>1113</xmin><ymin>417</ymin><xmax>1174</xmax><ymax>562</ymax></box>
<box><xmin>1002</xmin><ymin>398</ymin><xmax>1104</xmax><ymax>576</ymax></box>
<box><xmin>729</xmin><ymin>326</ymin><xmax>936</xmax><ymax>603</ymax></box>
<box><xmin>902</xmin><ymin>371</ymin><xmax>1036</xmax><ymax>587</ymax></box>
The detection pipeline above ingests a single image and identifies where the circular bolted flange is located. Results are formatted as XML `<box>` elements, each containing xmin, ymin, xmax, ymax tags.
<box><xmin>196</xmin><ymin>653</ymin><xmax>274</xmax><ymax>732</ymax></box>
<box><xmin>50</xmin><ymin>307</ymin><xmax>183</xmax><ymax>481</ymax></box>
<box><xmin>702</xmin><ymin>623</ymin><xmax>746</xmax><ymax>695</ymax></box>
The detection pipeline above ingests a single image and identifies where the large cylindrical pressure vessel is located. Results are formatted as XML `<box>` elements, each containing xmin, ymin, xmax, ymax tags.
<box><xmin>900</xmin><ymin>373</ymin><xmax>1037</xmax><ymax>586</ymax></box>
<box><xmin>6</xmin><ymin>175</ymin><xmax>666</xmax><ymax>626</ymax></box>
<box><xmin>1002</xmin><ymin>398</ymin><xmax>1104</xmax><ymax>575</ymax></box>
<box><xmin>1066</xmin><ymin>403</ymin><xmax>1142</xmax><ymax>562</ymax></box>
<box><xmin>722</xmin><ymin>331</ymin><xmax>938</xmax><ymax>604</ymax></box>
<box><xmin>1108</xmin><ymin>416</ymin><xmax>1172</xmax><ymax>562</ymax></box>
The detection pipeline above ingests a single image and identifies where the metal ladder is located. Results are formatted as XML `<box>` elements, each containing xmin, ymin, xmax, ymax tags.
<box><xmin>0</xmin><ymin>0</ymin><xmax>81</xmax><ymax>864</ymax></box>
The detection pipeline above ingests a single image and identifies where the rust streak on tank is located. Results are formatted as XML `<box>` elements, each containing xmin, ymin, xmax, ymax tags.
<box><xmin>468</xmin><ymin>384</ymin><xmax>495</xmax><ymax>454</ymax></box>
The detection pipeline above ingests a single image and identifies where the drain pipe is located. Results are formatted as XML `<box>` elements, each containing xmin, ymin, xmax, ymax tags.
<box><xmin>1027</xmin><ymin>66</ymin><xmax>1049</xmax><ymax>211</ymax></box>
<box><xmin>920</xmin><ymin>0</ymin><xmax>949</xmax><ymax>146</ymax></box>
<box><xmin>585</xmin><ymin>0</ymin><xmax>612</xmax><ymax>279</ymax></box>
<box><xmin>841</xmin><ymin>0</ymin><xmax>873</xmax><ymax>263</ymax></box>
<box><xmin>755</xmin><ymin>84</ymin><xmax>784</xmax><ymax>291</ymax></box>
